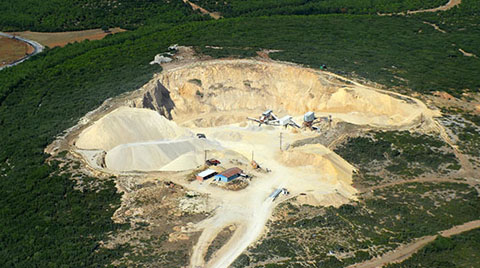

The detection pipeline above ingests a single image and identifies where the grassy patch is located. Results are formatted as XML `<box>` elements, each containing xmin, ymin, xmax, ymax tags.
<box><xmin>334</xmin><ymin>131</ymin><xmax>459</xmax><ymax>186</ymax></box>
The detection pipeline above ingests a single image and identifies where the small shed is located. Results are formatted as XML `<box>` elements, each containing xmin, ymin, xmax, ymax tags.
<box><xmin>214</xmin><ymin>167</ymin><xmax>243</xmax><ymax>182</ymax></box>
<box><xmin>196</xmin><ymin>169</ymin><xmax>217</xmax><ymax>181</ymax></box>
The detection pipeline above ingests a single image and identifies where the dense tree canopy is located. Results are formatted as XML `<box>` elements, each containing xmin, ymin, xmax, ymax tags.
<box><xmin>0</xmin><ymin>0</ymin><xmax>479</xmax><ymax>267</ymax></box>
<box><xmin>194</xmin><ymin>0</ymin><xmax>449</xmax><ymax>17</ymax></box>
<box><xmin>0</xmin><ymin>0</ymin><xmax>207</xmax><ymax>31</ymax></box>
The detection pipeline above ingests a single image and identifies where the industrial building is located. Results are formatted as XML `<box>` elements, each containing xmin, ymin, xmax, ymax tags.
<box><xmin>214</xmin><ymin>167</ymin><xmax>243</xmax><ymax>182</ymax></box>
<box><xmin>196</xmin><ymin>169</ymin><xmax>217</xmax><ymax>181</ymax></box>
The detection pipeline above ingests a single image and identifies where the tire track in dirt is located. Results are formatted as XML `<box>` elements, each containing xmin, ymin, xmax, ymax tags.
<box><xmin>183</xmin><ymin>0</ymin><xmax>222</xmax><ymax>19</ymax></box>
<box><xmin>407</xmin><ymin>0</ymin><xmax>462</xmax><ymax>14</ymax></box>
<box><xmin>378</xmin><ymin>0</ymin><xmax>461</xmax><ymax>16</ymax></box>
<box><xmin>347</xmin><ymin>219</ymin><xmax>480</xmax><ymax>268</ymax></box>
<box><xmin>360</xmin><ymin>177</ymin><xmax>478</xmax><ymax>194</ymax></box>
<box><xmin>422</xmin><ymin>21</ymin><xmax>447</xmax><ymax>33</ymax></box>
<box><xmin>432</xmin><ymin>116</ymin><xmax>477</xmax><ymax>180</ymax></box>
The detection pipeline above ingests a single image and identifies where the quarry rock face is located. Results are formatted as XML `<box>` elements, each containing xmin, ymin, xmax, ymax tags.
<box><xmin>75</xmin><ymin>59</ymin><xmax>439</xmax><ymax>174</ymax></box>
<box><xmin>69</xmin><ymin>59</ymin><xmax>446</xmax><ymax>268</ymax></box>
<box><xmin>136</xmin><ymin>81</ymin><xmax>176</xmax><ymax>119</ymax></box>
<box><xmin>135</xmin><ymin>59</ymin><xmax>435</xmax><ymax>128</ymax></box>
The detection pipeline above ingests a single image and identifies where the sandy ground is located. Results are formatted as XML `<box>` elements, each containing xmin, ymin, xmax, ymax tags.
<box><xmin>9</xmin><ymin>27</ymin><xmax>126</xmax><ymax>48</ymax></box>
<box><xmin>60</xmin><ymin>58</ymin><xmax>444</xmax><ymax>268</ymax></box>
<box><xmin>76</xmin><ymin>107</ymin><xmax>193</xmax><ymax>151</ymax></box>
<box><xmin>0</xmin><ymin>36</ymin><xmax>33</xmax><ymax>67</ymax></box>
<box><xmin>183</xmin><ymin>124</ymin><xmax>357</xmax><ymax>268</ymax></box>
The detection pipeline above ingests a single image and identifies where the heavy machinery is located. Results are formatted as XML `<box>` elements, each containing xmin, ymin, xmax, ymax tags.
<box><xmin>247</xmin><ymin>109</ymin><xmax>278</xmax><ymax>126</ymax></box>
<box><xmin>303</xmin><ymin>112</ymin><xmax>332</xmax><ymax>130</ymax></box>
<box><xmin>205</xmin><ymin>159</ymin><xmax>221</xmax><ymax>166</ymax></box>
<box><xmin>269</xmin><ymin>188</ymin><xmax>289</xmax><ymax>201</ymax></box>
<box><xmin>247</xmin><ymin>110</ymin><xmax>300</xmax><ymax>128</ymax></box>
<box><xmin>277</xmin><ymin>115</ymin><xmax>301</xmax><ymax>128</ymax></box>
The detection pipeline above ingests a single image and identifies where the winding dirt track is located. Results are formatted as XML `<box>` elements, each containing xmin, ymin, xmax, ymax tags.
<box><xmin>407</xmin><ymin>0</ymin><xmax>461</xmax><ymax>14</ymax></box>
<box><xmin>183</xmin><ymin>0</ymin><xmax>222</xmax><ymax>19</ymax></box>
<box><xmin>378</xmin><ymin>0</ymin><xmax>461</xmax><ymax>16</ymax></box>
<box><xmin>347</xmin><ymin>220</ymin><xmax>480</xmax><ymax>268</ymax></box>
<box><xmin>361</xmin><ymin>177</ymin><xmax>479</xmax><ymax>195</ymax></box>
<box><xmin>352</xmin><ymin>153</ymin><xmax>480</xmax><ymax>268</ymax></box>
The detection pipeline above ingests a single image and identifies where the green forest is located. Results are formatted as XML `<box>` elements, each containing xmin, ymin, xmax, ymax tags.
<box><xmin>0</xmin><ymin>0</ymin><xmax>479</xmax><ymax>267</ymax></box>
<box><xmin>0</xmin><ymin>0</ymin><xmax>207</xmax><ymax>31</ymax></box>
<box><xmin>194</xmin><ymin>0</ymin><xmax>449</xmax><ymax>17</ymax></box>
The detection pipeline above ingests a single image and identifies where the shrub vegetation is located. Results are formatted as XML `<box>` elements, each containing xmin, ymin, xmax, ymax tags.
<box><xmin>195</xmin><ymin>0</ymin><xmax>448</xmax><ymax>17</ymax></box>
<box><xmin>0</xmin><ymin>0</ymin><xmax>479</xmax><ymax>266</ymax></box>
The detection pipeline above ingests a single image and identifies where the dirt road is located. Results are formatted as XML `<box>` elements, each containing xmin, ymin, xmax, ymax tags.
<box><xmin>423</xmin><ymin>21</ymin><xmax>447</xmax><ymax>33</ymax></box>
<box><xmin>378</xmin><ymin>0</ymin><xmax>461</xmax><ymax>16</ymax></box>
<box><xmin>177</xmin><ymin>124</ymin><xmax>357</xmax><ymax>268</ymax></box>
<box><xmin>208</xmin><ymin>197</ymin><xmax>276</xmax><ymax>268</ymax></box>
<box><xmin>348</xmin><ymin>219</ymin><xmax>480</xmax><ymax>268</ymax></box>
<box><xmin>183</xmin><ymin>0</ymin><xmax>222</xmax><ymax>19</ymax></box>
<box><xmin>407</xmin><ymin>0</ymin><xmax>462</xmax><ymax>14</ymax></box>
<box><xmin>361</xmin><ymin>177</ymin><xmax>478</xmax><ymax>194</ymax></box>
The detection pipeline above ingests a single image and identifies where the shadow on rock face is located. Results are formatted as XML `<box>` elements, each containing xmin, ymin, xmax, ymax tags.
<box><xmin>142</xmin><ymin>80</ymin><xmax>175</xmax><ymax>120</ymax></box>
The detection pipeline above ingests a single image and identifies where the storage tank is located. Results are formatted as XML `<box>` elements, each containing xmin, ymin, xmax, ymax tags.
<box><xmin>304</xmin><ymin>112</ymin><xmax>315</xmax><ymax>122</ymax></box>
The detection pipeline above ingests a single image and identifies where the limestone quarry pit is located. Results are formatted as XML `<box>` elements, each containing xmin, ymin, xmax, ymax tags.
<box><xmin>67</xmin><ymin>59</ymin><xmax>440</xmax><ymax>268</ymax></box>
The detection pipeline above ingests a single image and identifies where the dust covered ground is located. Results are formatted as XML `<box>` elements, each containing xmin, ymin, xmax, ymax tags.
<box><xmin>46</xmin><ymin>56</ymin><xmax>447</xmax><ymax>267</ymax></box>
<box><xmin>9</xmin><ymin>27</ymin><xmax>125</xmax><ymax>48</ymax></box>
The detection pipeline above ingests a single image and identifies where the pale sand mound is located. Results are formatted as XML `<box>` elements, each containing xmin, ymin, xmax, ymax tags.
<box><xmin>296</xmin><ymin>192</ymin><xmax>351</xmax><ymax>207</ymax></box>
<box><xmin>76</xmin><ymin>107</ymin><xmax>191</xmax><ymax>150</ymax></box>
<box><xmin>278</xmin><ymin>144</ymin><xmax>354</xmax><ymax>177</ymax></box>
<box><xmin>105</xmin><ymin>139</ymin><xmax>219</xmax><ymax>172</ymax></box>
<box><xmin>277</xmin><ymin>144</ymin><xmax>357</xmax><ymax>206</ymax></box>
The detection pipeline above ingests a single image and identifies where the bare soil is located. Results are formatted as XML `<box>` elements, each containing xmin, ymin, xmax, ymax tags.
<box><xmin>10</xmin><ymin>27</ymin><xmax>126</xmax><ymax>48</ymax></box>
<box><xmin>0</xmin><ymin>36</ymin><xmax>33</xmax><ymax>67</ymax></box>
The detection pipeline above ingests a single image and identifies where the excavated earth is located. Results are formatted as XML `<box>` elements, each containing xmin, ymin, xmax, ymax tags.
<box><xmin>73</xmin><ymin>59</ymin><xmax>438</xmax><ymax>174</ymax></box>
<box><xmin>135</xmin><ymin>59</ymin><xmax>436</xmax><ymax>128</ymax></box>
<box><xmin>58</xmin><ymin>59</ymin><xmax>442</xmax><ymax>268</ymax></box>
